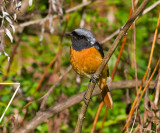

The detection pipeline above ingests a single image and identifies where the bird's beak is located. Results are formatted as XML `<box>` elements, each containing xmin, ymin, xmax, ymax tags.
<box><xmin>64</xmin><ymin>33</ymin><xmax>72</xmax><ymax>37</ymax></box>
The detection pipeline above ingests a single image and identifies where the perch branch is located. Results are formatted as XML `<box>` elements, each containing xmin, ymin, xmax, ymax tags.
<box><xmin>93</xmin><ymin>1</ymin><xmax>138</xmax><ymax>131</ymax></box>
<box><xmin>75</xmin><ymin>0</ymin><xmax>149</xmax><ymax>132</ymax></box>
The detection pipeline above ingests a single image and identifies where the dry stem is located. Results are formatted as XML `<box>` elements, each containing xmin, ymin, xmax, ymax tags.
<box><xmin>123</xmin><ymin>13</ymin><xmax>160</xmax><ymax>131</ymax></box>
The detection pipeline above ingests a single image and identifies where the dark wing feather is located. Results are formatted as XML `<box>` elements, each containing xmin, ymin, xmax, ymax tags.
<box><xmin>94</xmin><ymin>42</ymin><xmax>104</xmax><ymax>58</ymax></box>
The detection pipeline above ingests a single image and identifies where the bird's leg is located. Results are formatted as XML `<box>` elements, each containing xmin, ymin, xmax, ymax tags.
<box><xmin>80</xmin><ymin>71</ymin><xmax>95</xmax><ymax>105</ymax></box>
<box><xmin>92</xmin><ymin>73</ymin><xmax>102</xmax><ymax>81</ymax></box>
<box><xmin>90</xmin><ymin>74</ymin><xmax>97</xmax><ymax>83</ymax></box>
<box><xmin>81</xmin><ymin>71</ymin><xmax>102</xmax><ymax>105</ymax></box>
<box><xmin>81</xmin><ymin>71</ymin><xmax>97</xmax><ymax>83</ymax></box>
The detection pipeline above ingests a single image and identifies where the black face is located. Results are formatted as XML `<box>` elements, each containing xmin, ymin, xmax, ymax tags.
<box><xmin>69</xmin><ymin>30</ymin><xmax>93</xmax><ymax>51</ymax></box>
<box><xmin>65</xmin><ymin>28</ymin><xmax>104</xmax><ymax>58</ymax></box>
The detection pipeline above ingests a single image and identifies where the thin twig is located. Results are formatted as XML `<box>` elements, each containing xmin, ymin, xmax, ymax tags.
<box><xmin>140</xmin><ymin>0</ymin><xmax>160</xmax><ymax>17</ymax></box>
<box><xmin>19</xmin><ymin>65</ymin><xmax>72</xmax><ymax>112</ymax></box>
<box><xmin>31</xmin><ymin>43</ymin><xmax>61</xmax><ymax>97</ymax></box>
<box><xmin>132</xmin><ymin>0</ymin><xmax>138</xmax><ymax>94</ymax></box>
<box><xmin>40</xmin><ymin>65</ymin><xmax>72</xmax><ymax>109</ymax></box>
<box><xmin>136</xmin><ymin>59</ymin><xmax>160</xmax><ymax>106</ymax></box>
<box><xmin>144</xmin><ymin>68</ymin><xmax>151</xmax><ymax>110</ymax></box>
<box><xmin>75</xmin><ymin>0</ymin><xmax>149</xmax><ymax>132</ymax></box>
<box><xmin>91</xmin><ymin>102</ymin><xmax>103</xmax><ymax>133</ymax></box>
<box><xmin>110</xmin><ymin>36</ymin><xmax>127</xmax><ymax>78</ymax></box>
<box><xmin>154</xmin><ymin>68</ymin><xmax>160</xmax><ymax>105</ymax></box>
<box><xmin>130</xmin><ymin>108</ymin><xmax>138</xmax><ymax>133</ymax></box>
<box><xmin>65</xmin><ymin>1</ymin><xmax>91</xmax><ymax>13</ymax></box>
<box><xmin>99</xmin><ymin>108</ymin><xmax>107</xmax><ymax>133</ymax></box>
<box><xmin>100</xmin><ymin>28</ymin><xmax>120</xmax><ymax>44</ymax></box>
<box><xmin>25</xmin><ymin>13</ymin><xmax>70</xmax><ymax>109</ymax></box>
<box><xmin>124</xmin><ymin>69</ymin><xmax>131</xmax><ymax>104</ymax></box>
<box><xmin>111</xmin><ymin>0</ymin><xmax>137</xmax><ymax>79</ymax></box>
<box><xmin>80</xmin><ymin>8</ymin><xmax>86</xmax><ymax>28</ymax></box>
<box><xmin>0</xmin><ymin>83</ymin><xmax>20</xmax><ymax>123</ymax></box>
<box><xmin>0</xmin><ymin>1</ymin><xmax>92</xmax><ymax>34</ymax></box>
<box><xmin>124</xmin><ymin>69</ymin><xmax>131</xmax><ymax>132</ymax></box>
<box><xmin>38</xmin><ymin>13</ymin><xmax>70</xmax><ymax>109</ymax></box>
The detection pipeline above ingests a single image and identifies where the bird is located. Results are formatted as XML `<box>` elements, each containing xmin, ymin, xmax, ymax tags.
<box><xmin>65</xmin><ymin>28</ymin><xmax>113</xmax><ymax>109</ymax></box>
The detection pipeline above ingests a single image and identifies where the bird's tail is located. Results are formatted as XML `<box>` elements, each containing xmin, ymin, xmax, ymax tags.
<box><xmin>97</xmin><ymin>77</ymin><xmax>113</xmax><ymax>109</ymax></box>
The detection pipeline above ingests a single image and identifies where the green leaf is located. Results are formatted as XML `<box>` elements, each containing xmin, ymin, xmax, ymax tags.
<box><xmin>0</xmin><ymin>102</ymin><xmax>7</xmax><ymax>107</ymax></box>
<box><xmin>36</xmin><ymin>124</ymin><xmax>49</xmax><ymax>132</ymax></box>
<box><xmin>0</xmin><ymin>89</ymin><xmax>10</xmax><ymax>95</ymax></box>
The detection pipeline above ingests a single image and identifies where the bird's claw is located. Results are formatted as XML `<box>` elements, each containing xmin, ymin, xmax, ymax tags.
<box><xmin>90</xmin><ymin>74</ymin><xmax>97</xmax><ymax>83</ymax></box>
<box><xmin>90</xmin><ymin>74</ymin><xmax>101</xmax><ymax>83</ymax></box>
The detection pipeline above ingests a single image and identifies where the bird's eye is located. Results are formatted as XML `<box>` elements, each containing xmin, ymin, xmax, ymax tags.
<box><xmin>79</xmin><ymin>36</ymin><xmax>83</xmax><ymax>39</ymax></box>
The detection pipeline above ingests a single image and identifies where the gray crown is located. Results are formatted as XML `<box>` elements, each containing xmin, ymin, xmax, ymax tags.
<box><xmin>73</xmin><ymin>28</ymin><xmax>96</xmax><ymax>44</ymax></box>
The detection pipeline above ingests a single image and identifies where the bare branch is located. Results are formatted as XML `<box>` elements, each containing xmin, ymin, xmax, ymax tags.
<box><xmin>0</xmin><ymin>1</ymin><xmax>92</xmax><ymax>34</ymax></box>
<box><xmin>0</xmin><ymin>0</ymin><xmax>158</xmax><ymax>39</ymax></box>
<box><xmin>131</xmin><ymin>0</ymin><xmax>138</xmax><ymax>94</ymax></box>
<box><xmin>16</xmin><ymin>80</ymin><xmax>155</xmax><ymax>133</ymax></box>
<box><xmin>66</xmin><ymin>1</ymin><xmax>91</xmax><ymax>13</ymax></box>
<box><xmin>142</xmin><ymin>0</ymin><xmax>160</xmax><ymax>15</ymax></box>
<box><xmin>40</xmin><ymin>65</ymin><xmax>72</xmax><ymax>109</ymax></box>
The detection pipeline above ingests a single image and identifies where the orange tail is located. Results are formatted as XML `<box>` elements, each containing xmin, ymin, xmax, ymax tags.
<box><xmin>98</xmin><ymin>77</ymin><xmax>113</xmax><ymax>109</ymax></box>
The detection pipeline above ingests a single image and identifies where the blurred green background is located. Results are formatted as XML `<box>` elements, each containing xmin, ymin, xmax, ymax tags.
<box><xmin>0</xmin><ymin>0</ymin><xmax>159</xmax><ymax>132</ymax></box>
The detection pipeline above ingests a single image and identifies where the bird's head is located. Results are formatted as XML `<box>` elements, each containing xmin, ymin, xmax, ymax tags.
<box><xmin>65</xmin><ymin>28</ymin><xmax>104</xmax><ymax>57</ymax></box>
<box><xmin>65</xmin><ymin>28</ymin><xmax>96</xmax><ymax>45</ymax></box>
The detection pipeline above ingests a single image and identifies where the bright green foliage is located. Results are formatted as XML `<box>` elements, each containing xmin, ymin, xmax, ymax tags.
<box><xmin>0</xmin><ymin>0</ymin><xmax>159</xmax><ymax>132</ymax></box>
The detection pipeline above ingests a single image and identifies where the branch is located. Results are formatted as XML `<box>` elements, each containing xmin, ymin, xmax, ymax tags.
<box><xmin>0</xmin><ymin>1</ymin><xmax>92</xmax><ymax>34</ymax></box>
<box><xmin>40</xmin><ymin>65</ymin><xmax>72</xmax><ymax>109</ymax></box>
<box><xmin>0</xmin><ymin>0</ymin><xmax>158</xmax><ymax>38</ymax></box>
<box><xmin>75</xmin><ymin>0</ymin><xmax>149</xmax><ymax>132</ymax></box>
<box><xmin>16</xmin><ymin>80</ymin><xmax>155</xmax><ymax>133</ymax></box>
<box><xmin>154</xmin><ymin>70</ymin><xmax>160</xmax><ymax>105</ymax></box>
<box><xmin>66</xmin><ymin>1</ymin><xmax>91</xmax><ymax>13</ymax></box>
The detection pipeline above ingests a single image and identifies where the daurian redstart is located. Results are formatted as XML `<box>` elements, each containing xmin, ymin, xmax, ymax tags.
<box><xmin>65</xmin><ymin>28</ymin><xmax>113</xmax><ymax>109</ymax></box>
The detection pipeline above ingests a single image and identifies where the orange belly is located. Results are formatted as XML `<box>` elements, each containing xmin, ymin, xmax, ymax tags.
<box><xmin>70</xmin><ymin>46</ymin><xmax>103</xmax><ymax>77</ymax></box>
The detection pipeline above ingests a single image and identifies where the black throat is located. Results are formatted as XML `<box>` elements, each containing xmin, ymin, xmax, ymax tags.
<box><xmin>71</xmin><ymin>37</ymin><xmax>92</xmax><ymax>51</ymax></box>
<box><xmin>71</xmin><ymin>37</ymin><xmax>104</xmax><ymax>58</ymax></box>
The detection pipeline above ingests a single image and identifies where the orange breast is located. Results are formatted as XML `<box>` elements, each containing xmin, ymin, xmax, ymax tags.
<box><xmin>70</xmin><ymin>46</ymin><xmax>103</xmax><ymax>76</ymax></box>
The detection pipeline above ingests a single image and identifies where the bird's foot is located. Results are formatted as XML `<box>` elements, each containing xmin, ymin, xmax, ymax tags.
<box><xmin>90</xmin><ymin>74</ymin><xmax>101</xmax><ymax>83</ymax></box>
<box><xmin>90</xmin><ymin>75</ymin><xmax>97</xmax><ymax>83</ymax></box>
